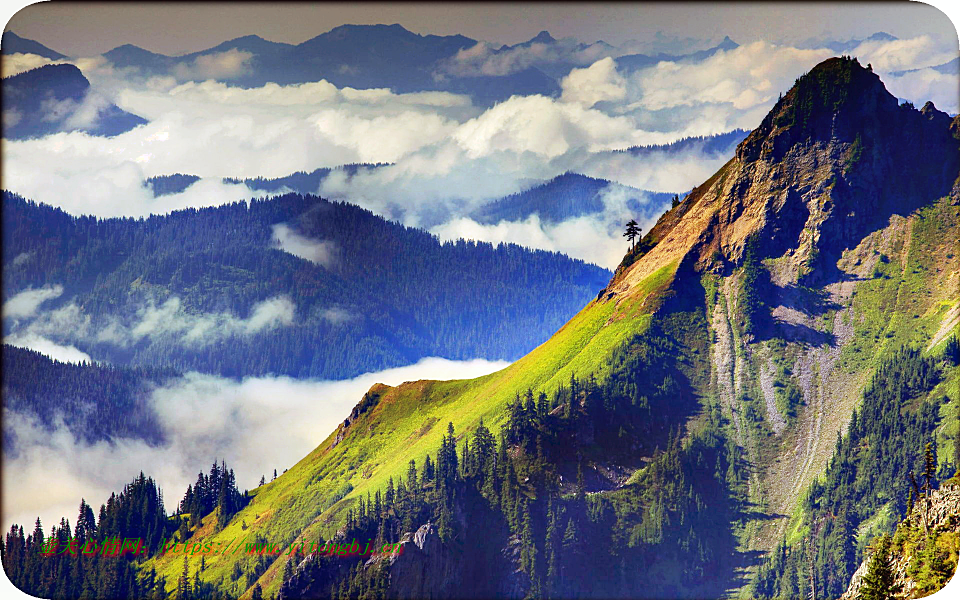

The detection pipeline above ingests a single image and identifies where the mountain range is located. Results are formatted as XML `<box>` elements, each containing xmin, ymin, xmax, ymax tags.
<box><xmin>4</xmin><ymin>55</ymin><xmax>956</xmax><ymax>600</ymax></box>
<box><xmin>124</xmin><ymin>56</ymin><xmax>954</xmax><ymax>599</ymax></box>
<box><xmin>3</xmin><ymin>15</ymin><xmax>960</xmax><ymax>597</ymax></box>
<box><xmin>3</xmin><ymin>26</ymin><xmax>747</xmax><ymax>106</ymax></box>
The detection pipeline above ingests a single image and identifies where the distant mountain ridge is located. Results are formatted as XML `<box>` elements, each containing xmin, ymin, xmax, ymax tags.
<box><xmin>3</xmin><ymin>27</ymin><xmax>748</xmax><ymax>105</ymax></box>
<box><xmin>0</xmin><ymin>30</ymin><xmax>66</xmax><ymax>59</ymax></box>
<box><xmin>615</xmin><ymin>35</ymin><xmax>739</xmax><ymax>73</ymax></box>
<box><xmin>470</xmin><ymin>172</ymin><xmax>676</xmax><ymax>225</ymax></box>
<box><xmin>1</xmin><ymin>63</ymin><xmax>147</xmax><ymax>139</ymax></box>
<box><xmin>3</xmin><ymin>191</ymin><xmax>611</xmax><ymax>379</ymax></box>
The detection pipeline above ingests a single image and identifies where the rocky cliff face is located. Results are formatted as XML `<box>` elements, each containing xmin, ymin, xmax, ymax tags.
<box><xmin>608</xmin><ymin>57</ymin><xmax>958</xmax><ymax>298</ymax></box>
<box><xmin>603</xmin><ymin>55</ymin><xmax>960</xmax><ymax>562</ymax></box>
<box><xmin>842</xmin><ymin>485</ymin><xmax>960</xmax><ymax>600</ymax></box>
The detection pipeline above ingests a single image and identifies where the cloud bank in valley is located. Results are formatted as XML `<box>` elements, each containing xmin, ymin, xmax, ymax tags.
<box><xmin>2</xmin><ymin>34</ymin><xmax>954</xmax><ymax>267</ymax></box>
<box><xmin>3</xmin><ymin>288</ymin><xmax>299</xmax><ymax>361</ymax></box>
<box><xmin>1</xmin><ymin>356</ymin><xmax>510</xmax><ymax>535</ymax></box>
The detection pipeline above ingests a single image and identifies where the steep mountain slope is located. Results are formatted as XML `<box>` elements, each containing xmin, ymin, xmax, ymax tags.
<box><xmin>3</xmin><ymin>192</ymin><xmax>610</xmax><ymax>379</ymax></box>
<box><xmin>1</xmin><ymin>63</ymin><xmax>146</xmax><ymax>139</ymax></box>
<box><xmin>127</xmin><ymin>57</ymin><xmax>960</xmax><ymax>599</ymax></box>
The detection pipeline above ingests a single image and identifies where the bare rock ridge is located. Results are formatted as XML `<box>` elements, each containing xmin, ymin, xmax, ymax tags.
<box><xmin>604</xmin><ymin>56</ymin><xmax>959</xmax><ymax>303</ymax></box>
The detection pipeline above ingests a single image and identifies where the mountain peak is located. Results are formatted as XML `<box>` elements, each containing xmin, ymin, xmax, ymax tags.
<box><xmin>1</xmin><ymin>30</ymin><xmax>67</xmax><ymax>60</ymax></box>
<box><xmin>529</xmin><ymin>30</ymin><xmax>556</xmax><ymax>44</ymax></box>
<box><xmin>866</xmin><ymin>31</ymin><xmax>897</xmax><ymax>42</ymax></box>
<box><xmin>737</xmin><ymin>56</ymin><xmax>897</xmax><ymax>162</ymax></box>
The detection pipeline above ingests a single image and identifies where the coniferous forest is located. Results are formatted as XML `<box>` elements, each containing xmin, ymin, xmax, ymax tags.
<box><xmin>3</xmin><ymin>191</ymin><xmax>610</xmax><ymax>379</ymax></box>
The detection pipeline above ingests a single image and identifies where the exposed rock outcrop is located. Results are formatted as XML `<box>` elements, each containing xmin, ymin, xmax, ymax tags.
<box><xmin>842</xmin><ymin>485</ymin><xmax>960</xmax><ymax>600</ymax></box>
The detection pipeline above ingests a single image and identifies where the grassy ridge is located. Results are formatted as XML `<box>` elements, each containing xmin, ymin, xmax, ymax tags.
<box><xmin>144</xmin><ymin>263</ymin><xmax>679</xmax><ymax>597</ymax></box>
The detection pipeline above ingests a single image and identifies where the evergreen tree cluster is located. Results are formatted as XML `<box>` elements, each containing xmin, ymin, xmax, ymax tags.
<box><xmin>1</xmin><ymin>473</ymin><xmax>170</xmax><ymax>599</ymax></box>
<box><xmin>178</xmin><ymin>461</ymin><xmax>246</xmax><ymax>532</ymax></box>
<box><xmin>752</xmin><ymin>347</ymin><xmax>945</xmax><ymax>599</ymax></box>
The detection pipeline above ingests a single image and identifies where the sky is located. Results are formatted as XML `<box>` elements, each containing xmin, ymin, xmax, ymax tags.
<box><xmin>5</xmin><ymin>1</ymin><xmax>959</xmax><ymax>57</ymax></box>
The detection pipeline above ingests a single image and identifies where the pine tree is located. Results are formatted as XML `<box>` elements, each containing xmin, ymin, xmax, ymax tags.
<box><xmin>177</xmin><ymin>556</ymin><xmax>192</xmax><ymax>600</ymax></box>
<box><xmin>857</xmin><ymin>534</ymin><xmax>901</xmax><ymax>600</ymax></box>
<box><xmin>623</xmin><ymin>219</ymin><xmax>641</xmax><ymax>251</ymax></box>
<box><xmin>923</xmin><ymin>442</ymin><xmax>937</xmax><ymax>495</ymax></box>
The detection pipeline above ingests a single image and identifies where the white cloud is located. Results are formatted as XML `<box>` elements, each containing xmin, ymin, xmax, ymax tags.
<box><xmin>4</xmin><ymin>333</ymin><xmax>92</xmax><ymax>364</ymax></box>
<box><xmin>2</xmin><ymin>356</ymin><xmax>510</xmax><ymax>534</ymax></box>
<box><xmin>6</xmin><ymin>292</ymin><xmax>296</xmax><ymax>351</ymax></box>
<box><xmin>850</xmin><ymin>35</ymin><xmax>956</xmax><ymax>73</ymax></box>
<box><xmin>435</xmin><ymin>37</ymin><xmax>619</xmax><ymax>79</ymax></box>
<box><xmin>560</xmin><ymin>57</ymin><xmax>627</xmax><ymax>107</ymax></box>
<box><xmin>625</xmin><ymin>41</ymin><xmax>834</xmax><ymax>114</ymax></box>
<box><xmin>883</xmin><ymin>67</ymin><xmax>959</xmax><ymax>114</ymax></box>
<box><xmin>319</xmin><ymin>307</ymin><xmax>355</xmax><ymax>325</ymax></box>
<box><xmin>1</xmin><ymin>52</ymin><xmax>61</xmax><ymax>78</ymax></box>
<box><xmin>272</xmin><ymin>224</ymin><xmax>338</xmax><ymax>267</ymax></box>
<box><xmin>3</xmin><ymin>285</ymin><xmax>63</xmax><ymax>320</ymax></box>
<box><xmin>172</xmin><ymin>49</ymin><xmax>254</xmax><ymax>81</ymax></box>
<box><xmin>112</xmin><ymin>295</ymin><xmax>295</xmax><ymax>345</ymax></box>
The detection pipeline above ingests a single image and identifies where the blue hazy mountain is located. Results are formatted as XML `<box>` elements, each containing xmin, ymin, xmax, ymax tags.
<box><xmin>11</xmin><ymin>26</ymin><xmax>746</xmax><ymax>105</ymax></box>
<box><xmin>889</xmin><ymin>56</ymin><xmax>959</xmax><ymax>77</ymax></box>
<box><xmin>825</xmin><ymin>31</ymin><xmax>898</xmax><ymax>54</ymax></box>
<box><xmin>3</xmin><ymin>191</ymin><xmax>611</xmax><ymax>379</ymax></box>
<box><xmin>0</xmin><ymin>30</ymin><xmax>66</xmax><ymax>59</ymax></box>
<box><xmin>102</xmin><ymin>43</ymin><xmax>177</xmax><ymax>72</ymax></box>
<box><xmin>616</xmin><ymin>36</ymin><xmax>739</xmax><ymax>73</ymax></box>
<box><xmin>1</xmin><ymin>63</ymin><xmax>147</xmax><ymax>139</ymax></box>
<box><xmin>470</xmin><ymin>172</ymin><xmax>676</xmax><ymax>225</ymax></box>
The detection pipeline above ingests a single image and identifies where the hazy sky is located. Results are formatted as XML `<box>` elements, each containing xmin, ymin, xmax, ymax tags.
<box><xmin>5</xmin><ymin>1</ymin><xmax>958</xmax><ymax>57</ymax></box>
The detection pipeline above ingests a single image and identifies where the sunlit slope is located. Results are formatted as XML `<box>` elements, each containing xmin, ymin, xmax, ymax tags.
<box><xmin>141</xmin><ymin>57</ymin><xmax>960</xmax><ymax>598</ymax></box>
<box><xmin>144</xmin><ymin>262</ymin><xmax>679</xmax><ymax>596</ymax></box>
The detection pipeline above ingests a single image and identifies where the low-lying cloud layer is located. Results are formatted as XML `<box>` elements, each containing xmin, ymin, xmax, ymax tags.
<box><xmin>1</xmin><ymin>356</ymin><xmax>510</xmax><ymax>535</ymax></box>
<box><xmin>3</xmin><ymin>289</ymin><xmax>298</xmax><ymax>361</ymax></box>
<box><xmin>432</xmin><ymin>183</ymin><xmax>668</xmax><ymax>267</ymax></box>
<box><xmin>2</xmin><ymin>34</ymin><xmax>955</xmax><ymax>266</ymax></box>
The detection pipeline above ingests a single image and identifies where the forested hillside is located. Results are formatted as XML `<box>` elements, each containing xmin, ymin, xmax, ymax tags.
<box><xmin>3</xmin><ymin>192</ymin><xmax>609</xmax><ymax>379</ymax></box>
<box><xmin>2</xmin><ymin>345</ymin><xmax>176</xmax><ymax>448</ymax></box>
<box><xmin>1</xmin><ymin>64</ymin><xmax>147</xmax><ymax>139</ymax></box>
